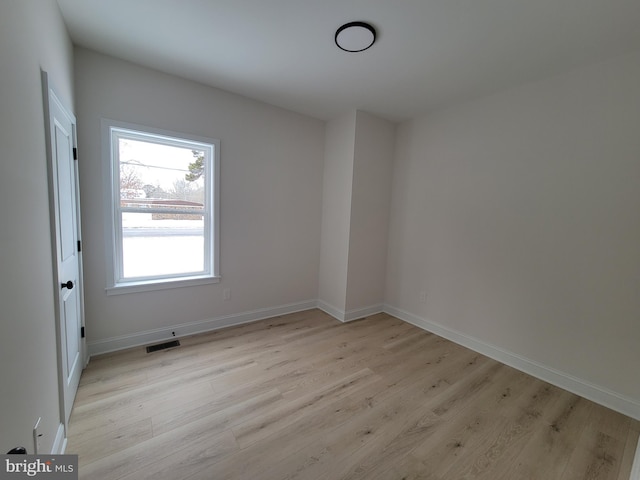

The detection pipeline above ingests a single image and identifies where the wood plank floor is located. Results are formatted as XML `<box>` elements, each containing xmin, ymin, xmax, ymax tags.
<box><xmin>67</xmin><ymin>309</ymin><xmax>639</xmax><ymax>480</ymax></box>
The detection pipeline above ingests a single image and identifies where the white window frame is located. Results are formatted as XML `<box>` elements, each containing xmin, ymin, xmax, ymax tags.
<box><xmin>102</xmin><ymin>119</ymin><xmax>220</xmax><ymax>295</ymax></box>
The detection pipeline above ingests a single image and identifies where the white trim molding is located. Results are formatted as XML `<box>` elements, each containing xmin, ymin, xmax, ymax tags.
<box><xmin>316</xmin><ymin>301</ymin><xmax>383</xmax><ymax>323</ymax></box>
<box><xmin>51</xmin><ymin>423</ymin><xmax>66</xmax><ymax>454</ymax></box>
<box><xmin>383</xmin><ymin>304</ymin><xmax>640</xmax><ymax>422</ymax></box>
<box><xmin>344</xmin><ymin>304</ymin><xmax>384</xmax><ymax>322</ymax></box>
<box><xmin>88</xmin><ymin>300</ymin><xmax>317</xmax><ymax>356</ymax></box>
<box><xmin>316</xmin><ymin>300</ymin><xmax>346</xmax><ymax>321</ymax></box>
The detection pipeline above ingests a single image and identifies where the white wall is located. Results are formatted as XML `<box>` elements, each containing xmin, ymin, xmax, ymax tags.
<box><xmin>0</xmin><ymin>0</ymin><xmax>74</xmax><ymax>453</ymax></box>
<box><xmin>74</xmin><ymin>49</ymin><xmax>325</xmax><ymax>349</ymax></box>
<box><xmin>386</xmin><ymin>51</ymin><xmax>640</xmax><ymax>411</ymax></box>
<box><xmin>318</xmin><ymin>110</ymin><xmax>395</xmax><ymax>319</ymax></box>
<box><xmin>346</xmin><ymin>111</ymin><xmax>395</xmax><ymax>312</ymax></box>
<box><xmin>318</xmin><ymin>112</ymin><xmax>356</xmax><ymax>313</ymax></box>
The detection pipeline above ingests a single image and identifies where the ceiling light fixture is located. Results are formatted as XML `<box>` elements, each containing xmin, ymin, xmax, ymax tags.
<box><xmin>335</xmin><ymin>21</ymin><xmax>376</xmax><ymax>53</ymax></box>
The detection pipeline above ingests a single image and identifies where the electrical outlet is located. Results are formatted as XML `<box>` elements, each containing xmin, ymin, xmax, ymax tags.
<box><xmin>33</xmin><ymin>417</ymin><xmax>42</xmax><ymax>454</ymax></box>
<box><xmin>419</xmin><ymin>291</ymin><xmax>427</xmax><ymax>303</ymax></box>
<box><xmin>223</xmin><ymin>288</ymin><xmax>231</xmax><ymax>300</ymax></box>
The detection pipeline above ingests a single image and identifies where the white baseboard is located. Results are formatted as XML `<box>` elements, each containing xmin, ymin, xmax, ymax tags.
<box><xmin>316</xmin><ymin>300</ymin><xmax>346</xmax><ymax>321</ymax></box>
<box><xmin>88</xmin><ymin>300</ymin><xmax>317</xmax><ymax>356</ymax></box>
<box><xmin>383</xmin><ymin>304</ymin><xmax>640</xmax><ymax>422</ymax></box>
<box><xmin>344</xmin><ymin>304</ymin><xmax>384</xmax><ymax>322</ymax></box>
<box><xmin>316</xmin><ymin>301</ymin><xmax>383</xmax><ymax>323</ymax></box>
<box><xmin>51</xmin><ymin>423</ymin><xmax>66</xmax><ymax>454</ymax></box>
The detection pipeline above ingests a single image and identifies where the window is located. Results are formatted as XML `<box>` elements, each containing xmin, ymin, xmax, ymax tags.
<box><xmin>104</xmin><ymin>120</ymin><xmax>220</xmax><ymax>294</ymax></box>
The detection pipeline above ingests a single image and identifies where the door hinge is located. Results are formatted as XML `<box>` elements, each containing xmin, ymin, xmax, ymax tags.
<box><xmin>77</xmin><ymin>240</ymin><xmax>82</xmax><ymax>252</ymax></box>
<box><xmin>81</xmin><ymin>327</ymin><xmax>85</xmax><ymax>338</ymax></box>
<box><xmin>73</xmin><ymin>147</ymin><xmax>78</xmax><ymax>160</ymax></box>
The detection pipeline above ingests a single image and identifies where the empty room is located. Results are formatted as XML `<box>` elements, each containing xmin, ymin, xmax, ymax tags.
<box><xmin>1</xmin><ymin>0</ymin><xmax>639</xmax><ymax>479</ymax></box>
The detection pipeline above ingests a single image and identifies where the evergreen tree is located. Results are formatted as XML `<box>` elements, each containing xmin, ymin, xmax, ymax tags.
<box><xmin>185</xmin><ymin>150</ymin><xmax>205</xmax><ymax>182</ymax></box>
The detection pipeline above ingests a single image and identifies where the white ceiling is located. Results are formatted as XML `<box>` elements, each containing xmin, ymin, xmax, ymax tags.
<box><xmin>56</xmin><ymin>0</ymin><xmax>640</xmax><ymax>122</ymax></box>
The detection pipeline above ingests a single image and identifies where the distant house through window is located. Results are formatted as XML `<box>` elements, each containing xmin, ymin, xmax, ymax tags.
<box><xmin>103</xmin><ymin>120</ymin><xmax>220</xmax><ymax>294</ymax></box>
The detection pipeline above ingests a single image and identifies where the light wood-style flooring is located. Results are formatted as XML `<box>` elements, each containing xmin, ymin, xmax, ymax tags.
<box><xmin>67</xmin><ymin>310</ymin><xmax>639</xmax><ymax>479</ymax></box>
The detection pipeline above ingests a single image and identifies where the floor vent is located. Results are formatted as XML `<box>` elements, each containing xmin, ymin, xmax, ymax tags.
<box><xmin>146</xmin><ymin>340</ymin><xmax>180</xmax><ymax>353</ymax></box>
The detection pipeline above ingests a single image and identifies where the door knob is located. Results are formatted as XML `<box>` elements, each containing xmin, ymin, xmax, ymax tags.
<box><xmin>61</xmin><ymin>280</ymin><xmax>74</xmax><ymax>290</ymax></box>
<box><xmin>7</xmin><ymin>447</ymin><xmax>27</xmax><ymax>454</ymax></box>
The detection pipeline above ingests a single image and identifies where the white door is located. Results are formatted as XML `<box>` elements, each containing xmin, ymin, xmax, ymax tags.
<box><xmin>42</xmin><ymin>72</ymin><xmax>84</xmax><ymax>427</ymax></box>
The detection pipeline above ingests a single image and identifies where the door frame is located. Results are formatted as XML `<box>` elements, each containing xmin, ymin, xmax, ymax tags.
<box><xmin>41</xmin><ymin>71</ymin><xmax>87</xmax><ymax>438</ymax></box>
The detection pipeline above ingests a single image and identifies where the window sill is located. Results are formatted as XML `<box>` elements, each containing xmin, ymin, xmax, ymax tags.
<box><xmin>106</xmin><ymin>275</ymin><xmax>220</xmax><ymax>296</ymax></box>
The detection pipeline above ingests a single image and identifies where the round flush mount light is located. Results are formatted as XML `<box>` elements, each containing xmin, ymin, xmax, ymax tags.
<box><xmin>335</xmin><ymin>21</ymin><xmax>377</xmax><ymax>53</ymax></box>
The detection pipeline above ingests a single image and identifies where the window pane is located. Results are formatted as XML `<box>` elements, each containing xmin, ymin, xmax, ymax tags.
<box><xmin>119</xmin><ymin>138</ymin><xmax>205</xmax><ymax>211</ymax></box>
<box><xmin>121</xmin><ymin>212</ymin><xmax>205</xmax><ymax>279</ymax></box>
<box><xmin>106</xmin><ymin>122</ymin><xmax>219</xmax><ymax>292</ymax></box>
